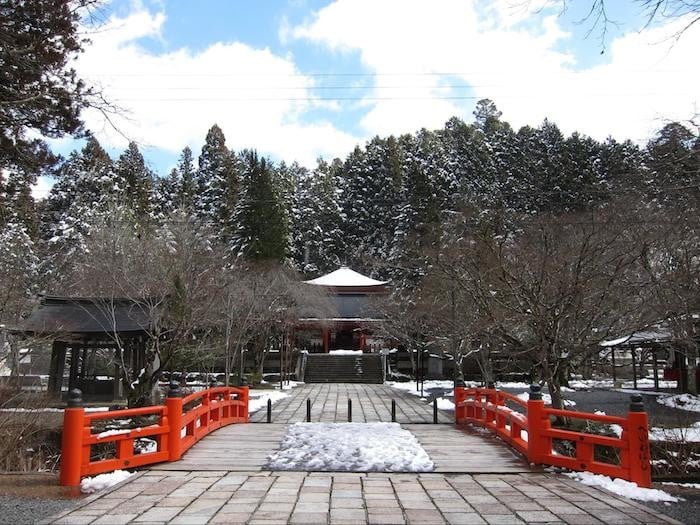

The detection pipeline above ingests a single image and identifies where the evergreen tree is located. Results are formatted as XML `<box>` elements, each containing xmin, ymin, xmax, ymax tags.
<box><xmin>232</xmin><ymin>151</ymin><xmax>288</xmax><ymax>261</ymax></box>
<box><xmin>292</xmin><ymin>158</ymin><xmax>345</xmax><ymax>275</ymax></box>
<box><xmin>196</xmin><ymin>125</ymin><xmax>239</xmax><ymax>240</ymax></box>
<box><xmin>43</xmin><ymin>137</ymin><xmax>123</xmax><ymax>263</ymax></box>
<box><xmin>115</xmin><ymin>142</ymin><xmax>154</xmax><ymax>219</ymax></box>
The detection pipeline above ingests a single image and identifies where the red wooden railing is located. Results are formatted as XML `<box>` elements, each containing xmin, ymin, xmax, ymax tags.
<box><xmin>59</xmin><ymin>383</ymin><xmax>249</xmax><ymax>487</ymax></box>
<box><xmin>455</xmin><ymin>385</ymin><xmax>651</xmax><ymax>487</ymax></box>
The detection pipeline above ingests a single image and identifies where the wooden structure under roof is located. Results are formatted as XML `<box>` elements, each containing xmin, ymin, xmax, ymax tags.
<box><xmin>20</xmin><ymin>296</ymin><xmax>154</xmax><ymax>400</ymax></box>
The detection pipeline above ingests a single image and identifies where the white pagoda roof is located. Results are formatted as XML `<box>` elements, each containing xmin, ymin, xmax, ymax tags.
<box><xmin>304</xmin><ymin>267</ymin><xmax>388</xmax><ymax>287</ymax></box>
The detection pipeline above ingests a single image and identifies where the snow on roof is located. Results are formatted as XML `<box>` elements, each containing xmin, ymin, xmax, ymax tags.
<box><xmin>304</xmin><ymin>267</ymin><xmax>388</xmax><ymax>287</ymax></box>
<box><xmin>600</xmin><ymin>328</ymin><xmax>673</xmax><ymax>347</ymax></box>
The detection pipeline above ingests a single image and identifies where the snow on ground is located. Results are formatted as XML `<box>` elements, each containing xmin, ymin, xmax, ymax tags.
<box><xmin>569</xmin><ymin>378</ymin><xmax>677</xmax><ymax>390</ymax></box>
<box><xmin>662</xmin><ymin>482</ymin><xmax>700</xmax><ymax>489</ymax></box>
<box><xmin>267</xmin><ymin>422</ymin><xmax>434</xmax><ymax>472</ymax></box>
<box><xmin>0</xmin><ymin>407</ymin><xmax>109</xmax><ymax>413</ymax></box>
<box><xmin>515</xmin><ymin>392</ymin><xmax>576</xmax><ymax>407</ymax></box>
<box><xmin>329</xmin><ymin>349</ymin><xmax>363</xmax><ymax>355</ymax></box>
<box><xmin>649</xmin><ymin>422</ymin><xmax>700</xmax><ymax>442</ymax></box>
<box><xmin>658</xmin><ymin>393</ymin><xmax>700</xmax><ymax>413</ymax></box>
<box><xmin>248</xmin><ymin>390</ymin><xmax>289</xmax><ymax>414</ymax></box>
<box><xmin>496</xmin><ymin>382</ymin><xmax>530</xmax><ymax>389</ymax></box>
<box><xmin>80</xmin><ymin>470</ymin><xmax>133</xmax><ymax>494</ymax></box>
<box><xmin>436</xmin><ymin>398</ymin><xmax>455</xmax><ymax>411</ymax></box>
<box><xmin>386</xmin><ymin>380</ymin><xmax>464</xmax><ymax>397</ymax></box>
<box><xmin>564</xmin><ymin>472</ymin><xmax>678</xmax><ymax>502</ymax></box>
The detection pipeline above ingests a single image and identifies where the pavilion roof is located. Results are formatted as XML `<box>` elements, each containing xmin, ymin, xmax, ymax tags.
<box><xmin>304</xmin><ymin>267</ymin><xmax>388</xmax><ymax>287</ymax></box>
<box><xmin>21</xmin><ymin>296</ymin><xmax>153</xmax><ymax>336</ymax></box>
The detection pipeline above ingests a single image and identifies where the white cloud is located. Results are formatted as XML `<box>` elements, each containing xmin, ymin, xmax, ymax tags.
<box><xmin>292</xmin><ymin>0</ymin><xmax>699</xmax><ymax>143</ymax></box>
<box><xmin>76</xmin><ymin>8</ymin><xmax>359</xmax><ymax>167</ymax></box>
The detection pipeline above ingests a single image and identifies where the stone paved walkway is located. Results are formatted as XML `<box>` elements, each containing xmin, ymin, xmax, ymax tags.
<box><xmin>47</xmin><ymin>470</ymin><xmax>682</xmax><ymax>525</ymax></box>
<box><xmin>249</xmin><ymin>384</ymin><xmax>453</xmax><ymax>424</ymax></box>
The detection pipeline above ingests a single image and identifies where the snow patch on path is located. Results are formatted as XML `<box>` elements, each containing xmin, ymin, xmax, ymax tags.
<box><xmin>80</xmin><ymin>470</ymin><xmax>133</xmax><ymax>494</ymax></box>
<box><xmin>267</xmin><ymin>422</ymin><xmax>434</xmax><ymax>472</ymax></box>
<box><xmin>248</xmin><ymin>390</ymin><xmax>289</xmax><ymax>414</ymax></box>
<box><xmin>564</xmin><ymin>472</ymin><xmax>678</xmax><ymax>502</ymax></box>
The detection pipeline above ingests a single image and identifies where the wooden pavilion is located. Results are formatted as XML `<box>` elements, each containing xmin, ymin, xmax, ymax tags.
<box><xmin>297</xmin><ymin>267</ymin><xmax>389</xmax><ymax>353</ymax></box>
<box><xmin>20</xmin><ymin>296</ymin><xmax>153</xmax><ymax>400</ymax></box>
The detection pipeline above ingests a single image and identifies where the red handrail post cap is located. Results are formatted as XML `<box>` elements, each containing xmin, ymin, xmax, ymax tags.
<box><xmin>627</xmin><ymin>394</ymin><xmax>652</xmax><ymax>488</ymax></box>
<box><xmin>59</xmin><ymin>389</ymin><xmax>85</xmax><ymax>487</ymax></box>
<box><xmin>526</xmin><ymin>384</ymin><xmax>549</xmax><ymax>465</ymax></box>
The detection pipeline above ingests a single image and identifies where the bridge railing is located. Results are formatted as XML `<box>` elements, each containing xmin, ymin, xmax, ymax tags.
<box><xmin>455</xmin><ymin>384</ymin><xmax>651</xmax><ymax>487</ymax></box>
<box><xmin>59</xmin><ymin>383</ymin><xmax>249</xmax><ymax>487</ymax></box>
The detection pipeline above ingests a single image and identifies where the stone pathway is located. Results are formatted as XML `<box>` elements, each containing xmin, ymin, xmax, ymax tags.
<box><xmin>47</xmin><ymin>470</ymin><xmax>682</xmax><ymax>524</ymax></box>
<box><xmin>249</xmin><ymin>384</ymin><xmax>452</xmax><ymax>424</ymax></box>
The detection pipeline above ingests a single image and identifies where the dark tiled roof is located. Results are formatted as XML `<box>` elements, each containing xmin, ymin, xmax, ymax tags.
<box><xmin>22</xmin><ymin>296</ymin><xmax>153</xmax><ymax>336</ymax></box>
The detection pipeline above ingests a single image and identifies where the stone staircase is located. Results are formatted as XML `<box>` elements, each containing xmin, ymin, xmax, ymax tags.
<box><xmin>302</xmin><ymin>353</ymin><xmax>384</xmax><ymax>384</ymax></box>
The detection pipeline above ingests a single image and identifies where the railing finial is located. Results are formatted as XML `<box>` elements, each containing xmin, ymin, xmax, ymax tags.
<box><xmin>529</xmin><ymin>384</ymin><xmax>542</xmax><ymax>401</ymax></box>
<box><xmin>168</xmin><ymin>381</ymin><xmax>183</xmax><ymax>398</ymax></box>
<box><xmin>67</xmin><ymin>388</ymin><xmax>83</xmax><ymax>408</ymax></box>
<box><xmin>629</xmin><ymin>394</ymin><xmax>645</xmax><ymax>412</ymax></box>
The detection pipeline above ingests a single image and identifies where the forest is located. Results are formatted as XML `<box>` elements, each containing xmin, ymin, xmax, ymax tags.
<box><xmin>1</xmin><ymin>96</ymin><xmax>699</xmax><ymax>405</ymax></box>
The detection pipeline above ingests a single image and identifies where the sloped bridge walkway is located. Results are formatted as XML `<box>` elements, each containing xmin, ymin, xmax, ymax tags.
<box><xmin>160</xmin><ymin>383</ymin><xmax>525</xmax><ymax>474</ymax></box>
<box><xmin>48</xmin><ymin>385</ymin><xmax>682</xmax><ymax>525</ymax></box>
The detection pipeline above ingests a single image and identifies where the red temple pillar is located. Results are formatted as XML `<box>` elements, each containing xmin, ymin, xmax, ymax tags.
<box><xmin>322</xmin><ymin>328</ymin><xmax>330</xmax><ymax>353</ymax></box>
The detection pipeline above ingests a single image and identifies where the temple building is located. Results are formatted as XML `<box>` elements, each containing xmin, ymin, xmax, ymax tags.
<box><xmin>296</xmin><ymin>267</ymin><xmax>389</xmax><ymax>353</ymax></box>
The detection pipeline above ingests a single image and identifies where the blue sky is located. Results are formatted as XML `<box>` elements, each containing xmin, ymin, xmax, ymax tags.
<box><xmin>38</xmin><ymin>0</ymin><xmax>699</xmax><ymax>196</ymax></box>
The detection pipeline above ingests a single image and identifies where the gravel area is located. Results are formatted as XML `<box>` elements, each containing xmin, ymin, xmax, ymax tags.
<box><xmin>0</xmin><ymin>497</ymin><xmax>75</xmax><ymax>525</ymax></box>
<box><xmin>646</xmin><ymin>484</ymin><xmax>700</xmax><ymax>525</ymax></box>
<box><xmin>0</xmin><ymin>474</ymin><xmax>80</xmax><ymax>525</ymax></box>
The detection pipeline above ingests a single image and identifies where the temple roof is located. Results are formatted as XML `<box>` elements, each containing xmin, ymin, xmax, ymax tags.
<box><xmin>21</xmin><ymin>296</ymin><xmax>152</xmax><ymax>336</ymax></box>
<box><xmin>304</xmin><ymin>267</ymin><xmax>388</xmax><ymax>287</ymax></box>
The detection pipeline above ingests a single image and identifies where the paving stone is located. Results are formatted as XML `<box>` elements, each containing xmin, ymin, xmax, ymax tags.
<box><xmin>92</xmin><ymin>514</ymin><xmax>138</xmax><ymax>525</ymax></box>
<box><xmin>209</xmin><ymin>512</ymin><xmax>253</xmax><ymax>524</ymax></box>
<box><xmin>557</xmin><ymin>515</ymin><xmax>604</xmax><ymax>525</ymax></box>
<box><xmin>331</xmin><ymin>507</ymin><xmax>367</xmax><ymax>520</ymax></box>
<box><xmin>516</xmin><ymin>510</ymin><xmax>561</xmax><ymax>522</ymax></box>
<box><xmin>403</xmin><ymin>509</ymin><xmax>446</xmax><ymax>523</ymax></box>
<box><xmin>170</xmin><ymin>516</ymin><xmax>210</xmax><ymax>524</ymax></box>
<box><xmin>331</xmin><ymin>497</ymin><xmax>365</xmax><ymax>508</ymax></box>
<box><xmin>482</xmin><ymin>514</ymin><xmax>525</xmax><ymax>525</ymax></box>
<box><xmin>443</xmin><ymin>513</ymin><xmax>487</xmax><ymax>525</ymax></box>
<box><xmin>52</xmin><ymin>516</ymin><xmax>101</xmax><ymax>525</ymax></box>
<box><xmin>290</xmin><ymin>512</ymin><xmax>330</xmax><ymax>524</ymax></box>
<box><xmin>133</xmin><ymin>506</ymin><xmax>182</xmax><ymax>522</ymax></box>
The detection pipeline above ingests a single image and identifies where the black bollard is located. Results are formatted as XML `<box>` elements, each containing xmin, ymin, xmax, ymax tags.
<box><xmin>433</xmin><ymin>398</ymin><xmax>438</xmax><ymax>424</ymax></box>
<box><xmin>267</xmin><ymin>398</ymin><xmax>272</xmax><ymax>423</ymax></box>
<box><xmin>391</xmin><ymin>399</ymin><xmax>396</xmax><ymax>422</ymax></box>
<box><xmin>306</xmin><ymin>398</ymin><xmax>311</xmax><ymax>422</ymax></box>
<box><xmin>348</xmin><ymin>398</ymin><xmax>352</xmax><ymax>422</ymax></box>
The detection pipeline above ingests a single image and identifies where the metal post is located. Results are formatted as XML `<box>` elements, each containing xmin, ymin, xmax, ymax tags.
<box><xmin>267</xmin><ymin>398</ymin><xmax>272</xmax><ymax>423</ymax></box>
<box><xmin>653</xmin><ymin>352</ymin><xmax>659</xmax><ymax>392</ymax></box>
<box><xmin>632</xmin><ymin>349</ymin><xmax>638</xmax><ymax>390</ymax></box>
<box><xmin>391</xmin><ymin>399</ymin><xmax>396</xmax><ymax>422</ymax></box>
<box><xmin>611</xmin><ymin>348</ymin><xmax>617</xmax><ymax>383</ymax></box>
<box><xmin>348</xmin><ymin>398</ymin><xmax>352</xmax><ymax>422</ymax></box>
<box><xmin>433</xmin><ymin>398</ymin><xmax>438</xmax><ymax>424</ymax></box>
<box><xmin>306</xmin><ymin>398</ymin><xmax>311</xmax><ymax>422</ymax></box>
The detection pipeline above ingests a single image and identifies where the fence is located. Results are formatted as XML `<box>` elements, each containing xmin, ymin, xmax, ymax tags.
<box><xmin>59</xmin><ymin>383</ymin><xmax>249</xmax><ymax>487</ymax></box>
<box><xmin>454</xmin><ymin>385</ymin><xmax>651</xmax><ymax>487</ymax></box>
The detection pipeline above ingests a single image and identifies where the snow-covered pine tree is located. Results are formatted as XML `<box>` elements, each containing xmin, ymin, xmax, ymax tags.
<box><xmin>115</xmin><ymin>142</ymin><xmax>155</xmax><ymax>220</ymax></box>
<box><xmin>291</xmin><ymin>158</ymin><xmax>345</xmax><ymax>275</ymax></box>
<box><xmin>196</xmin><ymin>125</ymin><xmax>239</xmax><ymax>243</ymax></box>
<box><xmin>338</xmin><ymin>137</ymin><xmax>403</xmax><ymax>271</ymax></box>
<box><xmin>43</xmin><ymin>137</ymin><xmax>125</xmax><ymax>273</ymax></box>
<box><xmin>231</xmin><ymin>150</ymin><xmax>288</xmax><ymax>261</ymax></box>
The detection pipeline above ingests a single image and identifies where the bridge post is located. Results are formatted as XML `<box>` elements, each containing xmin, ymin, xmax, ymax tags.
<box><xmin>306</xmin><ymin>398</ymin><xmax>311</xmax><ymax>422</ymax></box>
<box><xmin>433</xmin><ymin>398</ymin><xmax>438</xmax><ymax>424</ymax></box>
<box><xmin>166</xmin><ymin>382</ymin><xmax>184</xmax><ymax>461</ymax></box>
<box><xmin>267</xmin><ymin>398</ymin><xmax>272</xmax><ymax>423</ymax></box>
<box><xmin>626</xmin><ymin>394</ymin><xmax>652</xmax><ymax>488</ymax></box>
<box><xmin>391</xmin><ymin>399</ymin><xmax>396</xmax><ymax>422</ymax></box>
<box><xmin>348</xmin><ymin>398</ymin><xmax>352</xmax><ymax>422</ymax></box>
<box><xmin>454</xmin><ymin>387</ymin><xmax>467</xmax><ymax>423</ymax></box>
<box><xmin>526</xmin><ymin>384</ymin><xmax>550</xmax><ymax>464</ymax></box>
<box><xmin>240</xmin><ymin>386</ymin><xmax>250</xmax><ymax>422</ymax></box>
<box><xmin>59</xmin><ymin>389</ymin><xmax>84</xmax><ymax>487</ymax></box>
